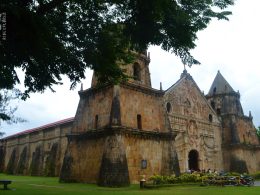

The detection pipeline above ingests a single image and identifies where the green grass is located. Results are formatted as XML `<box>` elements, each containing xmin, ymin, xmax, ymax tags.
<box><xmin>0</xmin><ymin>174</ymin><xmax>259</xmax><ymax>195</ymax></box>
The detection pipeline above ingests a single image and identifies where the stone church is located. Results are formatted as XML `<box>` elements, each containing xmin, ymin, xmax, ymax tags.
<box><xmin>0</xmin><ymin>52</ymin><xmax>260</xmax><ymax>186</ymax></box>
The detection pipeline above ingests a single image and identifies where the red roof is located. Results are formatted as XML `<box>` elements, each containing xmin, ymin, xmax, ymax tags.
<box><xmin>3</xmin><ymin>117</ymin><xmax>74</xmax><ymax>140</ymax></box>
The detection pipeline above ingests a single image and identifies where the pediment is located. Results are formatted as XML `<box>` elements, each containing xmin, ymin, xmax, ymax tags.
<box><xmin>164</xmin><ymin>72</ymin><xmax>218</xmax><ymax>122</ymax></box>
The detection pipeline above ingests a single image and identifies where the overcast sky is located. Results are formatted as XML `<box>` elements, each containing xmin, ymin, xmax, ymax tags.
<box><xmin>1</xmin><ymin>0</ymin><xmax>260</xmax><ymax>137</ymax></box>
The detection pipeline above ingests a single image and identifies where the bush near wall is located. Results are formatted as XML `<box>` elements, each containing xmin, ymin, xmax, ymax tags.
<box><xmin>250</xmin><ymin>171</ymin><xmax>260</xmax><ymax>180</ymax></box>
<box><xmin>149</xmin><ymin>173</ymin><xmax>202</xmax><ymax>185</ymax></box>
<box><xmin>148</xmin><ymin>172</ymin><xmax>257</xmax><ymax>186</ymax></box>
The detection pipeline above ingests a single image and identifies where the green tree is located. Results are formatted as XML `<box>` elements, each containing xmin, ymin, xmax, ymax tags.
<box><xmin>0</xmin><ymin>89</ymin><xmax>25</xmax><ymax>130</ymax></box>
<box><xmin>1</xmin><ymin>0</ymin><xmax>234</xmax><ymax>97</ymax></box>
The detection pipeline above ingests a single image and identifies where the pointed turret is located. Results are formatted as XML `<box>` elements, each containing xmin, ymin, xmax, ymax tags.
<box><xmin>207</xmin><ymin>71</ymin><xmax>235</xmax><ymax>96</ymax></box>
<box><xmin>206</xmin><ymin>70</ymin><xmax>243</xmax><ymax>116</ymax></box>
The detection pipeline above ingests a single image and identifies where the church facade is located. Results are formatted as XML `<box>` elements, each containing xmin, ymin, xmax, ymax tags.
<box><xmin>1</xmin><ymin>52</ymin><xmax>260</xmax><ymax>186</ymax></box>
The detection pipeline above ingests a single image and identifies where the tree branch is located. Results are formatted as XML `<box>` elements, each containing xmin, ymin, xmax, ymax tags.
<box><xmin>37</xmin><ymin>0</ymin><xmax>69</xmax><ymax>15</ymax></box>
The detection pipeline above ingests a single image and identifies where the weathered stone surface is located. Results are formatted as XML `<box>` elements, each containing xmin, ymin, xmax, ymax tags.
<box><xmin>1</xmin><ymin>119</ymin><xmax>72</xmax><ymax>176</ymax></box>
<box><xmin>110</xmin><ymin>86</ymin><xmax>121</xmax><ymax>126</ymax></box>
<box><xmin>44</xmin><ymin>143</ymin><xmax>59</xmax><ymax>176</ymax></box>
<box><xmin>230</xmin><ymin>155</ymin><xmax>248</xmax><ymax>173</ymax></box>
<box><xmin>98</xmin><ymin>135</ymin><xmax>129</xmax><ymax>186</ymax></box>
<box><xmin>16</xmin><ymin>146</ymin><xmax>28</xmax><ymax>174</ymax></box>
<box><xmin>73</xmin><ymin>86</ymin><xmax>113</xmax><ymax>132</ymax></box>
<box><xmin>6</xmin><ymin>148</ymin><xmax>17</xmax><ymax>174</ymax></box>
<box><xmin>0</xmin><ymin>144</ymin><xmax>5</xmax><ymax>172</ymax></box>
<box><xmin>59</xmin><ymin>152</ymin><xmax>74</xmax><ymax>182</ymax></box>
<box><xmin>30</xmin><ymin>145</ymin><xmax>44</xmax><ymax>176</ymax></box>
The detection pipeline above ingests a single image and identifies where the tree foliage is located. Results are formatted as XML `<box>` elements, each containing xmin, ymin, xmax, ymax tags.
<box><xmin>0</xmin><ymin>89</ymin><xmax>25</xmax><ymax>126</ymax></box>
<box><xmin>1</xmin><ymin>0</ymin><xmax>234</xmax><ymax>97</ymax></box>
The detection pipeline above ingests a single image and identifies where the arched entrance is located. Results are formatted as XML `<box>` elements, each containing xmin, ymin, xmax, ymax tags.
<box><xmin>188</xmin><ymin>150</ymin><xmax>199</xmax><ymax>171</ymax></box>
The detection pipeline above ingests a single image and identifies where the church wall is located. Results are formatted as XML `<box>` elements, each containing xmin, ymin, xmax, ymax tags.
<box><xmin>164</xmin><ymin>76</ymin><xmax>223</xmax><ymax>173</ymax></box>
<box><xmin>207</xmin><ymin>94</ymin><xmax>243</xmax><ymax>116</ymax></box>
<box><xmin>123</xmin><ymin>135</ymin><xmax>167</xmax><ymax>183</ymax></box>
<box><xmin>235</xmin><ymin>117</ymin><xmax>259</xmax><ymax>145</ymax></box>
<box><xmin>120</xmin><ymin>86</ymin><xmax>165</xmax><ymax>132</ymax></box>
<box><xmin>0</xmin><ymin>141</ymin><xmax>5</xmax><ymax>172</ymax></box>
<box><xmin>222</xmin><ymin>146</ymin><xmax>260</xmax><ymax>173</ymax></box>
<box><xmin>72</xmin><ymin>86</ymin><xmax>113</xmax><ymax>133</ymax></box>
<box><xmin>60</xmin><ymin>131</ymin><xmax>173</xmax><ymax>184</ymax></box>
<box><xmin>1</xmin><ymin>121</ymin><xmax>72</xmax><ymax>176</ymax></box>
<box><xmin>221</xmin><ymin>114</ymin><xmax>259</xmax><ymax>147</ymax></box>
<box><xmin>61</xmin><ymin>137</ymin><xmax>105</xmax><ymax>183</ymax></box>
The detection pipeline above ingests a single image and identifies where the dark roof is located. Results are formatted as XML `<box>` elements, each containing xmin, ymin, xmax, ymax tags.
<box><xmin>207</xmin><ymin>71</ymin><xmax>235</xmax><ymax>96</ymax></box>
<box><xmin>2</xmin><ymin>117</ymin><xmax>74</xmax><ymax>140</ymax></box>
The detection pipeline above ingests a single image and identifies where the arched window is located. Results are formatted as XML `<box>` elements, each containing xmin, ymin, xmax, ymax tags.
<box><xmin>133</xmin><ymin>63</ymin><xmax>141</xmax><ymax>81</ymax></box>
<box><xmin>217</xmin><ymin>108</ymin><xmax>221</xmax><ymax>115</ymax></box>
<box><xmin>166</xmin><ymin>102</ymin><xmax>172</xmax><ymax>113</ymax></box>
<box><xmin>211</xmin><ymin>101</ymin><xmax>215</xmax><ymax>109</ymax></box>
<box><xmin>137</xmin><ymin>114</ymin><xmax>142</xmax><ymax>129</ymax></box>
<box><xmin>95</xmin><ymin>115</ymin><xmax>99</xmax><ymax>129</ymax></box>
<box><xmin>209</xmin><ymin>114</ymin><xmax>213</xmax><ymax>122</ymax></box>
<box><xmin>213</xmin><ymin>87</ymin><xmax>217</xmax><ymax>94</ymax></box>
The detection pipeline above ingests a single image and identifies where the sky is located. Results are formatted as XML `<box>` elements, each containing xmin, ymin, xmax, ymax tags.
<box><xmin>1</xmin><ymin>0</ymin><xmax>260</xmax><ymax>137</ymax></box>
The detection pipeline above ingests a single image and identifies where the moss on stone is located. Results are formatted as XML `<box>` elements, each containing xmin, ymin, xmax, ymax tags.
<box><xmin>0</xmin><ymin>146</ymin><xmax>5</xmax><ymax>172</ymax></box>
<box><xmin>44</xmin><ymin>143</ymin><xmax>59</xmax><ymax>176</ymax></box>
<box><xmin>17</xmin><ymin>146</ymin><xmax>28</xmax><ymax>174</ymax></box>
<box><xmin>30</xmin><ymin>145</ymin><xmax>44</xmax><ymax>176</ymax></box>
<box><xmin>6</xmin><ymin>148</ymin><xmax>17</xmax><ymax>174</ymax></box>
<box><xmin>230</xmin><ymin>156</ymin><xmax>248</xmax><ymax>174</ymax></box>
<box><xmin>59</xmin><ymin>153</ymin><xmax>74</xmax><ymax>182</ymax></box>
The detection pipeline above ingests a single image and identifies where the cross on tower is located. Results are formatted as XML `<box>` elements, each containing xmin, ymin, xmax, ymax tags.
<box><xmin>183</xmin><ymin>63</ymin><xmax>187</xmax><ymax>70</ymax></box>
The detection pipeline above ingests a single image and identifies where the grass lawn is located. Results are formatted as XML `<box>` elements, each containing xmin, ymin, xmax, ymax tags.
<box><xmin>0</xmin><ymin>174</ymin><xmax>259</xmax><ymax>195</ymax></box>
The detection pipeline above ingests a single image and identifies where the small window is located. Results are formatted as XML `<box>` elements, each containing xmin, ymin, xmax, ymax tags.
<box><xmin>137</xmin><ymin>114</ymin><xmax>142</xmax><ymax>129</ymax></box>
<box><xmin>209</xmin><ymin>114</ymin><xmax>213</xmax><ymax>122</ymax></box>
<box><xmin>166</xmin><ymin>102</ymin><xmax>172</xmax><ymax>113</ymax></box>
<box><xmin>95</xmin><ymin>115</ymin><xmax>99</xmax><ymax>129</ymax></box>
<box><xmin>185</xmin><ymin>99</ymin><xmax>191</xmax><ymax>106</ymax></box>
<box><xmin>141</xmin><ymin>160</ymin><xmax>147</xmax><ymax>169</ymax></box>
<box><xmin>133</xmin><ymin>63</ymin><xmax>141</xmax><ymax>81</ymax></box>
<box><xmin>213</xmin><ymin>87</ymin><xmax>217</xmax><ymax>94</ymax></box>
<box><xmin>217</xmin><ymin>108</ymin><xmax>221</xmax><ymax>115</ymax></box>
<box><xmin>211</xmin><ymin>101</ymin><xmax>215</xmax><ymax>109</ymax></box>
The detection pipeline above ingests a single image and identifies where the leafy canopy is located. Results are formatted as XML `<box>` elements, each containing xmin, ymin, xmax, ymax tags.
<box><xmin>0</xmin><ymin>89</ymin><xmax>26</xmax><ymax>126</ymax></box>
<box><xmin>1</xmin><ymin>0</ymin><xmax>234</xmax><ymax>97</ymax></box>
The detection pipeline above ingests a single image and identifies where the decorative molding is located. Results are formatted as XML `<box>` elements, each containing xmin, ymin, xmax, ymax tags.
<box><xmin>67</xmin><ymin>126</ymin><xmax>176</xmax><ymax>141</ymax></box>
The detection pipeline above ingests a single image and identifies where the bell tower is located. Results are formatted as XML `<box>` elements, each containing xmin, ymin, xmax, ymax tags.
<box><xmin>91</xmin><ymin>51</ymin><xmax>151</xmax><ymax>88</ymax></box>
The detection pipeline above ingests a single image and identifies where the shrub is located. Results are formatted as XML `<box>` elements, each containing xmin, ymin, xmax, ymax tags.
<box><xmin>226</xmin><ymin>172</ymin><xmax>241</xmax><ymax>176</ymax></box>
<box><xmin>149</xmin><ymin>175</ymin><xmax>166</xmax><ymax>185</ymax></box>
<box><xmin>165</xmin><ymin>175</ymin><xmax>179</xmax><ymax>184</ymax></box>
<box><xmin>250</xmin><ymin>171</ymin><xmax>260</xmax><ymax>180</ymax></box>
<box><xmin>149</xmin><ymin>173</ymin><xmax>202</xmax><ymax>185</ymax></box>
<box><xmin>179</xmin><ymin>173</ymin><xmax>202</xmax><ymax>183</ymax></box>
